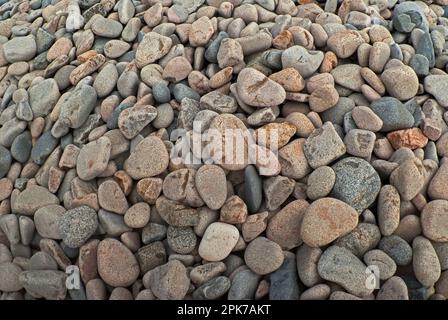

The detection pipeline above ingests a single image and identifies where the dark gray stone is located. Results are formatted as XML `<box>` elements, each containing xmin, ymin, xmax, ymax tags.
<box><xmin>378</xmin><ymin>235</ymin><xmax>413</xmax><ymax>266</ymax></box>
<box><xmin>369</xmin><ymin>97</ymin><xmax>414</xmax><ymax>132</ymax></box>
<box><xmin>244</xmin><ymin>165</ymin><xmax>262</xmax><ymax>214</ymax></box>
<box><xmin>31</xmin><ymin>131</ymin><xmax>59</xmax><ymax>165</ymax></box>
<box><xmin>269</xmin><ymin>252</ymin><xmax>300</xmax><ymax>300</ymax></box>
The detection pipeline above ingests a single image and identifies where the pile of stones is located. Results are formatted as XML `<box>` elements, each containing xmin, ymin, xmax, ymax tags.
<box><xmin>0</xmin><ymin>0</ymin><xmax>448</xmax><ymax>300</ymax></box>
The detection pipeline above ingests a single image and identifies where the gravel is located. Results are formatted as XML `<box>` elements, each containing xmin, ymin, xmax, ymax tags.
<box><xmin>0</xmin><ymin>0</ymin><xmax>447</xmax><ymax>301</ymax></box>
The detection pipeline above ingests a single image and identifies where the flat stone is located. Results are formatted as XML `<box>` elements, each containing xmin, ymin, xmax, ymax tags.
<box><xmin>304</xmin><ymin>122</ymin><xmax>346</xmax><ymax>169</ymax></box>
<box><xmin>135</xmin><ymin>32</ymin><xmax>172</xmax><ymax>68</ymax></box>
<box><xmin>29</xmin><ymin>79</ymin><xmax>60</xmax><ymax>117</ymax></box>
<box><xmin>76</xmin><ymin>137</ymin><xmax>111</xmax><ymax>181</ymax></box>
<box><xmin>12</xmin><ymin>185</ymin><xmax>59</xmax><ymax>215</ymax></box>
<box><xmin>318</xmin><ymin>246</ymin><xmax>373</xmax><ymax>297</ymax></box>
<box><xmin>236</xmin><ymin>67</ymin><xmax>286</xmax><ymax>107</ymax></box>
<box><xmin>282</xmin><ymin>46</ymin><xmax>324</xmax><ymax>78</ymax></box>
<box><xmin>3</xmin><ymin>35</ymin><xmax>37</xmax><ymax>63</ymax></box>
<box><xmin>421</xmin><ymin>200</ymin><xmax>448</xmax><ymax>242</ymax></box>
<box><xmin>19</xmin><ymin>270</ymin><xmax>67</xmax><ymax>300</ymax></box>
<box><xmin>424</xmin><ymin>75</ymin><xmax>448</xmax><ymax>108</ymax></box>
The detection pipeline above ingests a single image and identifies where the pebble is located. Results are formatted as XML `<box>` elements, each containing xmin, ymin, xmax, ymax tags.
<box><xmin>97</xmin><ymin>238</ymin><xmax>140</xmax><ymax>287</ymax></box>
<box><xmin>29</xmin><ymin>78</ymin><xmax>60</xmax><ymax>117</ymax></box>
<box><xmin>327</xmin><ymin>30</ymin><xmax>364</xmax><ymax>59</ymax></box>
<box><xmin>144</xmin><ymin>260</ymin><xmax>190</xmax><ymax>300</ymax></box>
<box><xmin>331</xmin><ymin>157</ymin><xmax>381</xmax><ymax>212</ymax></box>
<box><xmin>91</xmin><ymin>17</ymin><xmax>123</xmax><ymax>38</ymax></box>
<box><xmin>135</xmin><ymin>32</ymin><xmax>172</xmax><ymax>68</ymax></box>
<box><xmin>0</xmin><ymin>145</ymin><xmax>11</xmax><ymax>179</ymax></box>
<box><xmin>381</xmin><ymin>65</ymin><xmax>419</xmax><ymax>101</ymax></box>
<box><xmin>0</xmin><ymin>0</ymin><xmax>446</xmax><ymax>301</ymax></box>
<box><xmin>244</xmin><ymin>237</ymin><xmax>284</xmax><ymax>275</ymax></box>
<box><xmin>76</xmin><ymin>137</ymin><xmax>111</xmax><ymax>181</ymax></box>
<box><xmin>10</xmin><ymin>131</ymin><xmax>32</xmax><ymax>163</ymax></box>
<box><xmin>421</xmin><ymin>200</ymin><xmax>448</xmax><ymax>242</ymax></box>
<box><xmin>363</xmin><ymin>250</ymin><xmax>397</xmax><ymax>280</ymax></box>
<box><xmin>236</xmin><ymin>68</ymin><xmax>285</xmax><ymax>107</ymax></box>
<box><xmin>0</xmin><ymin>262</ymin><xmax>22</xmax><ymax>292</ymax></box>
<box><xmin>244</xmin><ymin>165</ymin><xmax>262</xmax><ymax>214</ymax></box>
<box><xmin>59</xmin><ymin>206</ymin><xmax>98</xmax><ymax>248</ymax></box>
<box><xmin>124</xmin><ymin>136</ymin><xmax>169</xmax><ymax>179</ymax></box>
<box><xmin>31</xmin><ymin>131</ymin><xmax>59</xmax><ymax>165</ymax></box>
<box><xmin>335</xmin><ymin>222</ymin><xmax>381</xmax><ymax>258</ymax></box>
<box><xmin>19</xmin><ymin>270</ymin><xmax>67</xmax><ymax>300</ymax></box>
<box><xmin>331</xmin><ymin>64</ymin><xmax>364</xmax><ymax>91</ymax></box>
<box><xmin>378</xmin><ymin>235</ymin><xmax>413</xmax><ymax>266</ymax></box>
<box><xmin>306</xmin><ymin>166</ymin><xmax>336</xmax><ymax>200</ymax></box>
<box><xmin>281</xmin><ymin>46</ymin><xmax>324</xmax><ymax>78</ymax></box>
<box><xmin>412</xmin><ymin>236</ymin><xmax>441</xmax><ymax>287</ymax></box>
<box><xmin>377</xmin><ymin>185</ymin><xmax>401</xmax><ymax>236</ymax></box>
<box><xmin>303</xmin><ymin>122</ymin><xmax>346</xmax><ymax>169</ymax></box>
<box><xmin>269</xmin><ymin>252</ymin><xmax>300</xmax><ymax>300</ymax></box>
<box><xmin>424</xmin><ymin>75</ymin><xmax>448</xmax><ymax>107</ymax></box>
<box><xmin>376</xmin><ymin>276</ymin><xmax>409</xmax><ymax>300</ymax></box>
<box><xmin>3</xmin><ymin>35</ymin><xmax>37</xmax><ymax>63</ymax></box>
<box><xmin>124</xmin><ymin>203</ymin><xmax>150</xmax><ymax>229</ymax></box>
<box><xmin>267</xmin><ymin>199</ymin><xmax>308</xmax><ymax>249</ymax></box>
<box><xmin>352</xmin><ymin>106</ymin><xmax>383</xmax><ymax>132</ymax></box>
<box><xmin>12</xmin><ymin>185</ymin><xmax>59</xmax><ymax>215</ymax></box>
<box><xmin>198</xmin><ymin>222</ymin><xmax>239</xmax><ymax>262</ymax></box>
<box><xmin>317</xmin><ymin>246</ymin><xmax>373</xmax><ymax>297</ymax></box>
<box><xmin>195</xmin><ymin>165</ymin><xmax>227</xmax><ymax>210</ymax></box>
<box><xmin>118</xmin><ymin>104</ymin><xmax>157</xmax><ymax>139</ymax></box>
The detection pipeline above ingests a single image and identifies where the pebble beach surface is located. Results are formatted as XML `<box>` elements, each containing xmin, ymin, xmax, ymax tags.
<box><xmin>0</xmin><ymin>0</ymin><xmax>448</xmax><ymax>301</ymax></box>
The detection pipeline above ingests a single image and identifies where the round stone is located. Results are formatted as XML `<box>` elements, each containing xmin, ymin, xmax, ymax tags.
<box><xmin>331</xmin><ymin>157</ymin><xmax>381</xmax><ymax>212</ymax></box>
<box><xmin>198</xmin><ymin>222</ymin><xmax>239</xmax><ymax>262</ymax></box>
<box><xmin>300</xmin><ymin>197</ymin><xmax>359</xmax><ymax>248</ymax></box>
<box><xmin>421</xmin><ymin>200</ymin><xmax>448</xmax><ymax>242</ymax></box>
<box><xmin>124</xmin><ymin>203</ymin><xmax>150</xmax><ymax>229</ymax></box>
<box><xmin>195</xmin><ymin>164</ymin><xmax>227</xmax><ymax>210</ymax></box>
<box><xmin>381</xmin><ymin>65</ymin><xmax>419</xmax><ymax>101</ymax></box>
<box><xmin>306</xmin><ymin>166</ymin><xmax>336</xmax><ymax>200</ymax></box>
<box><xmin>124</xmin><ymin>136</ymin><xmax>169</xmax><ymax>179</ymax></box>
<box><xmin>97</xmin><ymin>238</ymin><xmax>140</xmax><ymax>287</ymax></box>
<box><xmin>244</xmin><ymin>237</ymin><xmax>284</xmax><ymax>275</ymax></box>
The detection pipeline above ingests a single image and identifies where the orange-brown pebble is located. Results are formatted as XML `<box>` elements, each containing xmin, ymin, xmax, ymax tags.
<box><xmin>387</xmin><ymin>128</ymin><xmax>429</xmax><ymax>150</ymax></box>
